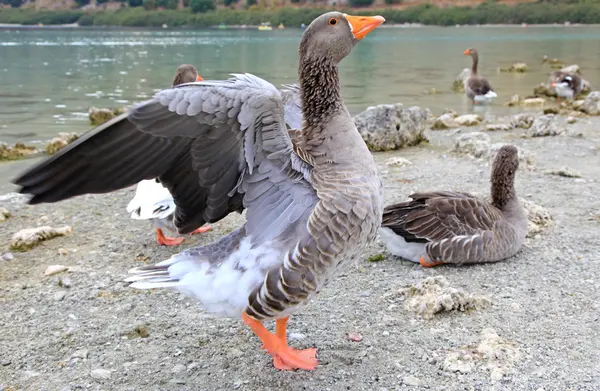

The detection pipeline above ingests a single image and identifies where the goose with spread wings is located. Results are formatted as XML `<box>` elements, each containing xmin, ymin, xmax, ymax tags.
<box><xmin>14</xmin><ymin>12</ymin><xmax>385</xmax><ymax>371</ymax></box>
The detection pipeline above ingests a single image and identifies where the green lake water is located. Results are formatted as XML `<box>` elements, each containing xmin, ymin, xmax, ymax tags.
<box><xmin>1</xmin><ymin>25</ymin><xmax>600</xmax><ymax>144</ymax></box>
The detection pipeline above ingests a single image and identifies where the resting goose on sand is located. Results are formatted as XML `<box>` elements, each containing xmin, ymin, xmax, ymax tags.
<box><xmin>14</xmin><ymin>12</ymin><xmax>385</xmax><ymax>371</ymax></box>
<box><xmin>463</xmin><ymin>48</ymin><xmax>497</xmax><ymax>105</ymax></box>
<box><xmin>380</xmin><ymin>145</ymin><xmax>527</xmax><ymax>267</ymax></box>
<box><xmin>550</xmin><ymin>70</ymin><xmax>583</xmax><ymax>102</ymax></box>
<box><xmin>127</xmin><ymin>64</ymin><xmax>212</xmax><ymax>246</ymax></box>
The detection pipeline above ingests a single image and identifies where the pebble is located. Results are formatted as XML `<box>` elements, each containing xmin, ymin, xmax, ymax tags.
<box><xmin>58</xmin><ymin>248</ymin><xmax>69</xmax><ymax>255</ymax></box>
<box><xmin>169</xmin><ymin>379</ymin><xmax>186</xmax><ymax>385</ymax></box>
<box><xmin>1</xmin><ymin>360</ymin><xmax>11</xmax><ymax>366</ymax></box>
<box><xmin>1</xmin><ymin>253</ymin><xmax>13</xmax><ymax>261</ymax></box>
<box><xmin>59</xmin><ymin>277</ymin><xmax>73</xmax><ymax>288</ymax></box>
<box><xmin>44</xmin><ymin>265</ymin><xmax>69</xmax><ymax>276</ymax></box>
<box><xmin>71</xmin><ymin>349</ymin><xmax>88</xmax><ymax>359</ymax></box>
<box><xmin>54</xmin><ymin>291</ymin><xmax>66</xmax><ymax>301</ymax></box>
<box><xmin>347</xmin><ymin>332</ymin><xmax>363</xmax><ymax>342</ymax></box>
<box><xmin>171</xmin><ymin>364</ymin><xmax>186</xmax><ymax>374</ymax></box>
<box><xmin>288</xmin><ymin>332</ymin><xmax>306</xmax><ymax>341</ymax></box>
<box><xmin>403</xmin><ymin>375</ymin><xmax>422</xmax><ymax>386</ymax></box>
<box><xmin>227</xmin><ymin>348</ymin><xmax>244</xmax><ymax>359</ymax></box>
<box><xmin>90</xmin><ymin>368</ymin><xmax>111</xmax><ymax>380</ymax></box>
<box><xmin>381</xmin><ymin>331</ymin><xmax>390</xmax><ymax>337</ymax></box>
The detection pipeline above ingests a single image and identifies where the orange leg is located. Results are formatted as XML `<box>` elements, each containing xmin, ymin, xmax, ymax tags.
<box><xmin>190</xmin><ymin>225</ymin><xmax>212</xmax><ymax>235</ymax></box>
<box><xmin>557</xmin><ymin>96</ymin><xmax>561</xmax><ymax>103</ymax></box>
<box><xmin>420</xmin><ymin>256</ymin><xmax>445</xmax><ymax>268</ymax></box>
<box><xmin>156</xmin><ymin>228</ymin><xmax>185</xmax><ymax>246</ymax></box>
<box><xmin>242</xmin><ymin>313</ymin><xmax>318</xmax><ymax>371</ymax></box>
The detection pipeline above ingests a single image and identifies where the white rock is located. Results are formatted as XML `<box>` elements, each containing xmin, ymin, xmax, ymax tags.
<box><xmin>452</xmin><ymin>68</ymin><xmax>471</xmax><ymax>92</ymax></box>
<box><xmin>547</xmin><ymin>166</ymin><xmax>582</xmax><ymax>178</ymax></box>
<box><xmin>521</xmin><ymin>199</ymin><xmax>554</xmax><ymax>237</ymax></box>
<box><xmin>71</xmin><ymin>349</ymin><xmax>89</xmax><ymax>359</ymax></box>
<box><xmin>354</xmin><ymin>104</ymin><xmax>430</xmax><ymax>151</ymax></box>
<box><xmin>522</xmin><ymin>98</ymin><xmax>546</xmax><ymax>107</ymax></box>
<box><xmin>510</xmin><ymin>113</ymin><xmax>534</xmax><ymax>129</ymax></box>
<box><xmin>171</xmin><ymin>364</ymin><xmax>186</xmax><ymax>374</ymax></box>
<box><xmin>443</xmin><ymin>351</ymin><xmax>475</xmax><ymax>373</ymax></box>
<box><xmin>455</xmin><ymin>114</ymin><xmax>482</xmax><ymax>126</ymax></box>
<box><xmin>485</xmin><ymin>124</ymin><xmax>510</xmax><ymax>131</ymax></box>
<box><xmin>90</xmin><ymin>368</ymin><xmax>111</xmax><ymax>380</ymax></box>
<box><xmin>579</xmin><ymin>91</ymin><xmax>600</xmax><ymax>115</ymax></box>
<box><xmin>44</xmin><ymin>265</ymin><xmax>69</xmax><ymax>276</ymax></box>
<box><xmin>385</xmin><ymin>157</ymin><xmax>412</xmax><ymax>167</ymax></box>
<box><xmin>403</xmin><ymin>375</ymin><xmax>422</xmax><ymax>386</ymax></box>
<box><xmin>453</xmin><ymin>132</ymin><xmax>491</xmax><ymax>158</ymax></box>
<box><xmin>2</xmin><ymin>252</ymin><xmax>13</xmax><ymax>261</ymax></box>
<box><xmin>431</xmin><ymin>113</ymin><xmax>458</xmax><ymax>129</ymax></box>
<box><xmin>567</xmin><ymin>116</ymin><xmax>577</xmax><ymax>124</ymax></box>
<box><xmin>11</xmin><ymin>226</ymin><xmax>73</xmax><ymax>251</ymax></box>
<box><xmin>528</xmin><ymin>115</ymin><xmax>563</xmax><ymax>137</ymax></box>
<box><xmin>0</xmin><ymin>207</ymin><xmax>10</xmax><ymax>222</ymax></box>
<box><xmin>54</xmin><ymin>291</ymin><xmax>66</xmax><ymax>301</ymax></box>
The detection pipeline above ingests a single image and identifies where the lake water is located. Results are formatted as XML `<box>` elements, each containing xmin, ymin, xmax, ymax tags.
<box><xmin>2</xmin><ymin>25</ymin><xmax>600</xmax><ymax>144</ymax></box>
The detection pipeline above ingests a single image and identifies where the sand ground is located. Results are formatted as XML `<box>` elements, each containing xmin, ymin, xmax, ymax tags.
<box><xmin>0</xmin><ymin>113</ymin><xmax>599</xmax><ymax>391</ymax></box>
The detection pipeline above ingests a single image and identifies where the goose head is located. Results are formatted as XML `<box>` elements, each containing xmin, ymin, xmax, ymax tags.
<box><xmin>299</xmin><ymin>12</ymin><xmax>384</xmax><ymax>64</ymax></box>
<box><xmin>172</xmin><ymin>64</ymin><xmax>203</xmax><ymax>86</ymax></box>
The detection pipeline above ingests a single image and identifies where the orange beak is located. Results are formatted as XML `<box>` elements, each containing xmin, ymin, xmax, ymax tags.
<box><xmin>344</xmin><ymin>14</ymin><xmax>385</xmax><ymax>40</ymax></box>
<box><xmin>551</xmin><ymin>82</ymin><xmax>556</xmax><ymax>87</ymax></box>
<box><xmin>196</xmin><ymin>75</ymin><xmax>204</xmax><ymax>81</ymax></box>
<box><xmin>464</xmin><ymin>49</ymin><xmax>471</xmax><ymax>55</ymax></box>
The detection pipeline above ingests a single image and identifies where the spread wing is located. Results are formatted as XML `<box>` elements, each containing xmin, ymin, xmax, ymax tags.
<box><xmin>14</xmin><ymin>74</ymin><xmax>318</xmax><ymax>240</ymax></box>
<box><xmin>382</xmin><ymin>191</ymin><xmax>504</xmax><ymax>263</ymax></box>
<box><xmin>280</xmin><ymin>83</ymin><xmax>303</xmax><ymax>131</ymax></box>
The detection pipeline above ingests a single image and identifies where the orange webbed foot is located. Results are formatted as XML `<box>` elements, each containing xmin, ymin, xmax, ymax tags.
<box><xmin>190</xmin><ymin>225</ymin><xmax>212</xmax><ymax>235</ymax></box>
<box><xmin>242</xmin><ymin>313</ymin><xmax>318</xmax><ymax>371</ymax></box>
<box><xmin>419</xmin><ymin>256</ymin><xmax>444</xmax><ymax>268</ymax></box>
<box><xmin>156</xmin><ymin>228</ymin><xmax>185</xmax><ymax>246</ymax></box>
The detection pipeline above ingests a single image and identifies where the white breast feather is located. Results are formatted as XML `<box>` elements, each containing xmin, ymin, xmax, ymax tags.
<box><xmin>379</xmin><ymin>227</ymin><xmax>426</xmax><ymax>263</ymax></box>
<box><xmin>126</xmin><ymin>179</ymin><xmax>175</xmax><ymax>220</ymax></box>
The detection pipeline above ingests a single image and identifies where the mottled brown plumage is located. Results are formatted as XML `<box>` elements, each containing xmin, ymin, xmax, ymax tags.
<box><xmin>380</xmin><ymin>145</ymin><xmax>527</xmax><ymax>266</ymax></box>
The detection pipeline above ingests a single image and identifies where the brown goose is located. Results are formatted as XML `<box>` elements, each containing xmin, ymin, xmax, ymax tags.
<box><xmin>463</xmin><ymin>48</ymin><xmax>497</xmax><ymax>104</ymax></box>
<box><xmin>549</xmin><ymin>70</ymin><xmax>583</xmax><ymax>102</ymax></box>
<box><xmin>127</xmin><ymin>64</ymin><xmax>212</xmax><ymax>246</ymax></box>
<box><xmin>380</xmin><ymin>145</ymin><xmax>527</xmax><ymax>267</ymax></box>
<box><xmin>13</xmin><ymin>12</ymin><xmax>385</xmax><ymax>371</ymax></box>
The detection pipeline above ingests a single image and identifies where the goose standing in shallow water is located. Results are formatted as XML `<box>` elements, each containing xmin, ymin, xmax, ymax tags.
<box><xmin>550</xmin><ymin>70</ymin><xmax>583</xmax><ymax>102</ymax></box>
<box><xmin>463</xmin><ymin>48</ymin><xmax>497</xmax><ymax>105</ymax></box>
<box><xmin>127</xmin><ymin>64</ymin><xmax>212</xmax><ymax>246</ymax></box>
<box><xmin>13</xmin><ymin>12</ymin><xmax>385</xmax><ymax>371</ymax></box>
<box><xmin>380</xmin><ymin>145</ymin><xmax>527</xmax><ymax>267</ymax></box>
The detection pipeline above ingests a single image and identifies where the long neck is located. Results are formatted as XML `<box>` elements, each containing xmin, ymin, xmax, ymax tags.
<box><xmin>490</xmin><ymin>167</ymin><xmax>516</xmax><ymax>210</ymax></box>
<box><xmin>298</xmin><ymin>55</ymin><xmax>344</xmax><ymax>142</ymax></box>
<box><xmin>471</xmin><ymin>53</ymin><xmax>479</xmax><ymax>75</ymax></box>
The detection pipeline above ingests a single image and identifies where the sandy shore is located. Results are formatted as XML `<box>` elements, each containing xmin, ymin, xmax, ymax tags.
<box><xmin>0</xmin><ymin>112</ymin><xmax>599</xmax><ymax>390</ymax></box>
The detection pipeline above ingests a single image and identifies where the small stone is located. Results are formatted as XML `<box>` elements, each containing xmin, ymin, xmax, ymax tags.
<box><xmin>500</xmin><ymin>62</ymin><xmax>528</xmax><ymax>73</ymax></box>
<box><xmin>2</xmin><ymin>252</ymin><xmax>14</xmax><ymax>261</ymax></box>
<box><xmin>58</xmin><ymin>248</ymin><xmax>69</xmax><ymax>256</ymax></box>
<box><xmin>567</xmin><ymin>116</ymin><xmax>577</xmax><ymax>124</ymax></box>
<box><xmin>58</xmin><ymin>277</ymin><xmax>73</xmax><ymax>288</ymax></box>
<box><xmin>528</xmin><ymin>115</ymin><xmax>563</xmax><ymax>137</ymax></box>
<box><xmin>453</xmin><ymin>132</ymin><xmax>491</xmax><ymax>158</ymax></box>
<box><xmin>381</xmin><ymin>331</ymin><xmax>390</xmax><ymax>337</ymax></box>
<box><xmin>11</xmin><ymin>226</ymin><xmax>73</xmax><ymax>252</ymax></box>
<box><xmin>288</xmin><ymin>332</ymin><xmax>306</xmax><ymax>341</ymax></box>
<box><xmin>72</xmin><ymin>349</ymin><xmax>88</xmax><ymax>359</ymax></box>
<box><xmin>385</xmin><ymin>157</ymin><xmax>412</xmax><ymax>167</ymax></box>
<box><xmin>187</xmin><ymin>362</ymin><xmax>199</xmax><ymax>370</ymax></box>
<box><xmin>443</xmin><ymin>351</ymin><xmax>474</xmax><ymax>373</ymax></box>
<box><xmin>1</xmin><ymin>360</ymin><xmax>11</xmax><ymax>366</ymax></box>
<box><xmin>44</xmin><ymin>265</ymin><xmax>69</xmax><ymax>276</ymax></box>
<box><xmin>169</xmin><ymin>379</ymin><xmax>186</xmax><ymax>385</ymax></box>
<box><xmin>227</xmin><ymin>348</ymin><xmax>244</xmax><ymax>359</ymax></box>
<box><xmin>347</xmin><ymin>332</ymin><xmax>363</xmax><ymax>342</ymax></box>
<box><xmin>403</xmin><ymin>375</ymin><xmax>422</xmax><ymax>386</ymax></box>
<box><xmin>505</xmin><ymin>94</ymin><xmax>521</xmax><ymax>107</ymax></box>
<box><xmin>45</xmin><ymin>132</ymin><xmax>79</xmax><ymax>155</ymax></box>
<box><xmin>547</xmin><ymin>166</ymin><xmax>582</xmax><ymax>178</ymax></box>
<box><xmin>54</xmin><ymin>291</ymin><xmax>66</xmax><ymax>301</ymax></box>
<box><xmin>522</xmin><ymin>98</ymin><xmax>546</xmax><ymax>107</ymax></box>
<box><xmin>454</xmin><ymin>114</ymin><xmax>482</xmax><ymax>126</ymax></box>
<box><xmin>0</xmin><ymin>207</ymin><xmax>11</xmax><ymax>222</ymax></box>
<box><xmin>171</xmin><ymin>364</ymin><xmax>186</xmax><ymax>374</ymax></box>
<box><xmin>510</xmin><ymin>113</ymin><xmax>534</xmax><ymax>129</ymax></box>
<box><xmin>431</xmin><ymin>113</ymin><xmax>458</xmax><ymax>130</ymax></box>
<box><xmin>485</xmin><ymin>124</ymin><xmax>509</xmax><ymax>132</ymax></box>
<box><xmin>90</xmin><ymin>368</ymin><xmax>111</xmax><ymax>380</ymax></box>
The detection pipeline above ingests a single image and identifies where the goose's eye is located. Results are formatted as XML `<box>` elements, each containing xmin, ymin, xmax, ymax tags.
<box><xmin>328</xmin><ymin>18</ymin><xmax>338</xmax><ymax>26</ymax></box>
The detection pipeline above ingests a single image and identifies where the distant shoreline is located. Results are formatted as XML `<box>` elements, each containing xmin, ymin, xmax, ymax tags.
<box><xmin>1</xmin><ymin>22</ymin><xmax>599</xmax><ymax>30</ymax></box>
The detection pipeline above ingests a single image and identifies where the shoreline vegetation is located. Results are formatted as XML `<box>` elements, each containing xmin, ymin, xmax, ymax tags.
<box><xmin>3</xmin><ymin>2</ymin><xmax>600</xmax><ymax>28</ymax></box>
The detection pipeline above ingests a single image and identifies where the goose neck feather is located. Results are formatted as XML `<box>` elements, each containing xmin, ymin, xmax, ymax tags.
<box><xmin>470</xmin><ymin>51</ymin><xmax>479</xmax><ymax>75</ymax></box>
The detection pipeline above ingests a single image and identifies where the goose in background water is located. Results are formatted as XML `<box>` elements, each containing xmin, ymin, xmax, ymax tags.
<box><xmin>380</xmin><ymin>145</ymin><xmax>527</xmax><ymax>267</ymax></box>
<box><xmin>550</xmin><ymin>70</ymin><xmax>583</xmax><ymax>102</ymax></box>
<box><xmin>463</xmin><ymin>48</ymin><xmax>497</xmax><ymax>105</ymax></box>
